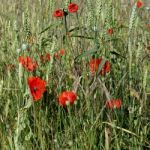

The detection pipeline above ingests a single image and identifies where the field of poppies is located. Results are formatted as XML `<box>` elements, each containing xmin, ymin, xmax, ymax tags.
<box><xmin>0</xmin><ymin>0</ymin><xmax>150</xmax><ymax>149</ymax></box>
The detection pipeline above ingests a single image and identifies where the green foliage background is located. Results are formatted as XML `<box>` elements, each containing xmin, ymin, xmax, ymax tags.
<box><xmin>0</xmin><ymin>0</ymin><xmax>150</xmax><ymax>149</ymax></box>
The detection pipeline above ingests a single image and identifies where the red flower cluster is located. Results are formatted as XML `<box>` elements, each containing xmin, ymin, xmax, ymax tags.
<box><xmin>28</xmin><ymin>76</ymin><xmax>46</xmax><ymax>101</ymax></box>
<box><xmin>53</xmin><ymin>3</ymin><xmax>78</xmax><ymax>18</ymax></box>
<box><xmin>89</xmin><ymin>58</ymin><xmax>110</xmax><ymax>76</ymax></box>
<box><xmin>19</xmin><ymin>56</ymin><xmax>38</xmax><ymax>72</ymax></box>
<box><xmin>53</xmin><ymin>9</ymin><xmax>64</xmax><ymax>18</ymax></box>
<box><xmin>40</xmin><ymin>53</ymin><xmax>51</xmax><ymax>64</ymax></box>
<box><xmin>58</xmin><ymin>91</ymin><xmax>77</xmax><ymax>106</ymax></box>
<box><xmin>136</xmin><ymin>1</ymin><xmax>143</xmax><ymax>8</ymax></box>
<box><xmin>54</xmin><ymin>49</ymin><xmax>65</xmax><ymax>59</ymax></box>
<box><xmin>68</xmin><ymin>3</ymin><xmax>78</xmax><ymax>13</ymax></box>
<box><xmin>105</xmin><ymin>99</ymin><xmax>122</xmax><ymax>109</ymax></box>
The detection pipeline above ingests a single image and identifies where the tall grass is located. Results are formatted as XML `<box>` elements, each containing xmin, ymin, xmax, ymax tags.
<box><xmin>0</xmin><ymin>0</ymin><xmax>150</xmax><ymax>149</ymax></box>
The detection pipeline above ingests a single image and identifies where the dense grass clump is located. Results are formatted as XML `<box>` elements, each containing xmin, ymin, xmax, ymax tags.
<box><xmin>0</xmin><ymin>0</ymin><xmax>150</xmax><ymax>149</ymax></box>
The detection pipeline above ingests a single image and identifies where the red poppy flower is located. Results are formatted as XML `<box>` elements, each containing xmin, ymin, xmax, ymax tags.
<box><xmin>46</xmin><ymin>53</ymin><xmax>51</xmax><ymax>61</ymax></box>
<box><xmin>68</xmin><ymin>3</ymin><xmax>79</xmax><ymax>13</ymax></box>
<box><xmin>106</xmin><ymin>99</ymin><xmax>122</xmax><ymax>109</ymax></box>
<box><xmin>136</xmin><ymin>1</ymin><xmax>143</xmax><ymax>8</ymax></box>
<box><xmin>54</xmin><ymin>49</ymin><xmax>65</xmax><ymax>59</ymax></box>
<box><xmin>19</xmin><ymin>56</ymin><xmax>38</xmax><ymax>72</ymax></box>
<box><xmin>58</xmin><ymin>91</ymin><xmax>77</xmax><ymax>106</ymax></box>
<box><xmin>107</xmin><ymin>28</ymin><xmax>113</xmax><ymax>35</ymax></box>
<box><xmin>40</xmin><ymin>53</ymin><xmax>51</xmax><ymax>63</ymax></box>
<box><xmin>53</xmin><ymin>9</ymin><xmax>64</xmax><ymax>18</ymax></box>
<box><xmin>59</xmin><ymin>49</ymin><xmax>65</xmax><ymax>55</ymax></box>
<box><xmin>89</xmin><ymin>58</ymin><xmax>110</xmax><ymax>76</ymax></box>
<box><xmin>28</xmin><ymin>77</ymin><xmax>46</xmax><ymax>101</ymax></box>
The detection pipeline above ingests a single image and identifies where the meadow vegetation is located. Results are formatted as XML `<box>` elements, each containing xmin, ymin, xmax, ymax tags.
<box><xmin>0</xmin><ymin>0</ymin><xmax>150</xmax><ymax>149</ymax></box>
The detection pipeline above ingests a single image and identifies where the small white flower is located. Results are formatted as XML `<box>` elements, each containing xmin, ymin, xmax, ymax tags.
<box><xmin>21</xmin><ymin>43</ymin><xmax>28</xmax><ymax>51</ymax></box>
<box><xmin>16</xmin><ymin>48</ymin><xmax>21</xmax><ymax>53</ymax></box>
<box><xmin>92</xmin><ymin>26</ymin><xmax>97</xmax><ymax>32</ymax></box>
<box><xmin>145</xmin><ymin>7</ymin><xmax>150</xmax><ymax>11</ymax></box>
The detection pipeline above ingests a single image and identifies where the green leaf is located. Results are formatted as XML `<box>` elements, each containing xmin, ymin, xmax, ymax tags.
<box><xmin>75</xmin><ymin>49</ymin><xmax>97</xmax><ymax>60</ymax></box>
<box><xmin>70</xmin><ymin>34</ymin><xmax>94</xmax><ymax>39</ymax></box>
<box><xmin>110</xmin><ymin>51</ymin><xmax>126</xmax><ymax>58</ymax></box>
<box><xmin>97</xmin><ymin>58</ymin><xmax>106</xmax><ymax>76</ymax></box>
<box><xmin>69</xmin><ymin>26</ymin><xmax>80</xmax><ymax>32</ymax></box>
<box><xmin>39</xmin><ymin>22</ymin><xmax>62</xmax><ymax>34</ymax></box>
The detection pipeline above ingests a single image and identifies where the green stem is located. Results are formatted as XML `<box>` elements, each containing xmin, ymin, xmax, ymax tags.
<box><xmin>64</xmin><ymin>16</ymin><xmax>68</xmax><ymax>34</ymax></box>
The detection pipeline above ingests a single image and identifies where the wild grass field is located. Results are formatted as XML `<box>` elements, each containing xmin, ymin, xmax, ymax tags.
<box><xmin>0</xmin><ymin>0</ymin><xmax>150</xmax><ymax>149</ymax></box>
